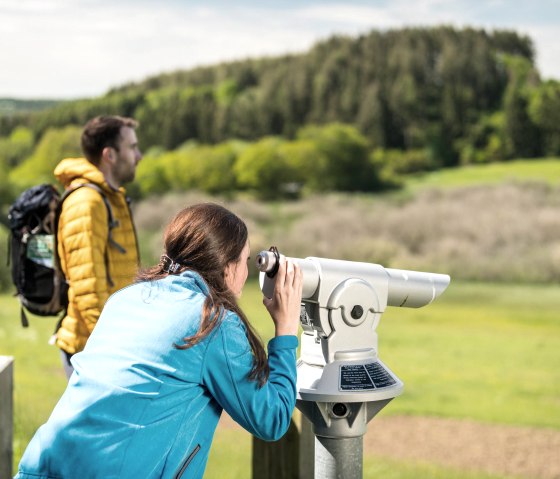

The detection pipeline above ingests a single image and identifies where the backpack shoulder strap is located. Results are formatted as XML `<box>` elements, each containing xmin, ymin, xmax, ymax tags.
<box><xmin>57</xmin><ymin>183</ymin><xmax>126</xmax><ymax>288</ymax></box>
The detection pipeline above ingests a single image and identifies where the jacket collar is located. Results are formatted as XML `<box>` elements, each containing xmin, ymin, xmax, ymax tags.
<box><xmin>54</xmin><ymin>157</ymin><xmax>125</xmax><ymax>196</ymax></box>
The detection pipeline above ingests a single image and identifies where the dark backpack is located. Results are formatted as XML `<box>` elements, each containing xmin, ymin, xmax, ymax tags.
<box><xmin>7</xmin><ymin>183</ymin><xmax>120</xmax><ymax>327</ymax></box>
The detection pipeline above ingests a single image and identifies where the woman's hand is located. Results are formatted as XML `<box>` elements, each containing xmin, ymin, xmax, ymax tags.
<box><xmin>262</xmin><ymin>258</ymin><xmax>303</xmax><ymax>337</ymax></box>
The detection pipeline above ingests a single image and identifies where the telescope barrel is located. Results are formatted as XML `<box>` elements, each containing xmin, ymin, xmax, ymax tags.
<box><xmin>255</xmin><ymin>250</ymin><xmax>450</xmax><ymax>307</ymax></box>
<box><xmin>385</xmin><ymin>268</ymin><xmax>450</xmax><ymax>308</ymax></box>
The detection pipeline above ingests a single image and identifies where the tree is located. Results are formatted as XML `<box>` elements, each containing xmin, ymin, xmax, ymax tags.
<box><xmin>160</xmin><ymin>144</ymin><xmax>200</xmax><ymax>191</ymax></box>
<box><xmin>0</xmin><ymin>159</ymin><xmax>12</xmax><ymax>209</ymax></box>
<box><xmin>502</xmin><ymin>55</ymin><xmax>541</xmax><ymax>158</ymax></box>
<box><xmin>0</xmin><ymin>26</ymin><xmax>545</xmax><ymax>182</ymax></box>
<box><xmin>134</xmin><ymin>147</ymin><xmax>172</xmax><ymax>197</ymax></box>
<box><xmin>357</xmin><ymin>82</ymin><xmax>387</xmax><ymax>148</ymax></box>
<box><xmin>277</xmin><ymin>139</ymin><xmax>323</xmax><ymax>194</ymax></box>
<box><xmin>228</xmin><ymin>88</ymin><xmax>265</xmax><ymax>140</ymax></box>
<box><xmin>9</xmin><ymin>126</ymin><xmax>82</xmax><ymax>190</ymax></box>
<box><xmin>190</xmin><ymin>142</ymin><xmax>242</xmax><ymax>194</ymax></box>
<box><xmin>0</xmin><ymin>126</ymin><xmax>34</xmax><ymax>168</ymax></box>
<box><xmin>234</xmin><ymin>137</ymin><xmax>297</xmax><ymax>199</ymax></box>
<box><xmin>297</xmin><ymin>123</ymin><xmax>382</xmax><ymax>192</ymax></box>
<box><xmin>528</xmin><ymin>80</ymin><xmax>560</xmax><ymax>155</ymax></box>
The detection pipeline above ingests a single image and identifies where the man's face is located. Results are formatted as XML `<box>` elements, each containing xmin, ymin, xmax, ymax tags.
<box><xmin>112</xmin><ymin>126</ymin><xmax>142</xmax><ymax>185</ymax></box>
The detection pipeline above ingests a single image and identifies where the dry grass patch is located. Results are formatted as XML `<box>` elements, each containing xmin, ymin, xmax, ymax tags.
<box><xmin>134</xmin><ymin>182</ymin><xmax>560</xmax><ymax>282</ymax></box>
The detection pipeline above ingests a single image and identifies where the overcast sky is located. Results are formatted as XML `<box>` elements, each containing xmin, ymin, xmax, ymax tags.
<box><xmin>1</xmin><ymin>0</ymin><xmax>558</xmax><ymax>99</ymax></box>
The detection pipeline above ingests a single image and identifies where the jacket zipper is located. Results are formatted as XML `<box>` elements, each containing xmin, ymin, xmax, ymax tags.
<box><xmin>174</xmin><ymin>444</ymin><xmax>201</xmax><ymax>479</ymax></box>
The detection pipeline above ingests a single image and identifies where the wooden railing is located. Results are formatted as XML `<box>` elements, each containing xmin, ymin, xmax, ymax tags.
<box><xmin>252</xmin><ymin>413</ymin><xmax>315</xmax><ymax>479</ymax></box>
<box><xmin>0</xmin><ymin>356</ymin><xmax>14</xmax><ymax>479</ymax></box>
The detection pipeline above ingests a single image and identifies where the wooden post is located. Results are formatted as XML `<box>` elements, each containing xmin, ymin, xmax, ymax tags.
<box><xmin>0</xmin><ymin>356</ymin><xmax>14</xmax><ymax>479</ymax></box>
<box><xmin>298</xmin><ymin>414</ymin><xmax>315</xmax><ymax>478</ymax></box>
<box><xmin>252</xmin><ymin>417</ymin><xmax>300</xmax><ymax>479</ymax></box>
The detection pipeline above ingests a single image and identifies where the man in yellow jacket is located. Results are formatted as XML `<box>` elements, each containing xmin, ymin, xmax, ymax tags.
<box><xmin>54</xmin><ymin>115</ymin><xmax>142</xmax><ymax>378</ymax></box>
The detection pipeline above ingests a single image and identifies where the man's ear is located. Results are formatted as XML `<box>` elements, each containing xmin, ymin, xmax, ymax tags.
<box><xmin>101</xmin><ymin>146</ymin><xmax>115</xmax><ymax>165</ymax></box>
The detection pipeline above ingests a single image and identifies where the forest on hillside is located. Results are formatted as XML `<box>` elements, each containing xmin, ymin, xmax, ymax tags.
<box><xmin>0</xmin><ymin>26</ymin><xmax>559</xmax><ymax>203</ymax></box>
<box><xmin>1</xmin><ymin>26</ymin><xmax>560</xmax><ymax>289</ymax></box>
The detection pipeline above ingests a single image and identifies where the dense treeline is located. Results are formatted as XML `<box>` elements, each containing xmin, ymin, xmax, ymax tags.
<box><xmin>0</xmin><ymin>98</ymin><xmax>64</xmax><ymax>116</ymax></box>
<box><xmin>1</xmin><ymin>26</ymin><xmax>560</xmax><ymax>202</ymax></box>
<box><xmin>1</xmin><ymin>26</ymin><xmax>560</xmax><ymax>290</ymax></box>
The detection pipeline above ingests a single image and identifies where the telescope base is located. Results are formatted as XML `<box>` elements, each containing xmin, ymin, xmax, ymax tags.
<box><xmin>315</xmin><ymin>435</ymin><xmax>363</xmax><ymax>479</ymax></box>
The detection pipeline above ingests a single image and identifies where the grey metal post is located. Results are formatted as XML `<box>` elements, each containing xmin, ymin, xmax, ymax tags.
<box><xmin>297</xmin><ymin>400</ymin><xmax>392</xmax><ymax>479</ymax></box>
<box><xmin>256</xmin><ymin>251</ymin><xmax>450</xmax><ymax>479</ymax></box>
<box><xmin>0</xmin><ymin>356</ymin><xmax>14</xmax><ymax>479</ymax></box>
<box><xmin>315</xmin><ymin>436</ymin><xmax>362</xmax><ymax>479</ymax></box>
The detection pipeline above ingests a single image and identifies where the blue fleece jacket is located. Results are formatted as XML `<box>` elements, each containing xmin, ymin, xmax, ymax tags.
<box><xmin>15</xmin><ymin>271</ymin><xmax>298</xmax><ymax>479</ymax></box>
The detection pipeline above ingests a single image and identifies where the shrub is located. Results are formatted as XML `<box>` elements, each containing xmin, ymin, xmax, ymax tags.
<box><xmin>234</xmin><ymin>137</ymin><xmax>298</xmax><ymax>199</ymax></box>
<box><xmin>372</xmin><ymin>148</ymin><xmax>437</xmax><ymax>175</ymax></box>
<box><xmin>191</xmin><ymin>142</ymin><xmax>240</xmax><ymax>195</ymax></box>
<box><xmin>131</xmin><ymin>182</ymin><xmax>560</xmax><ymax>285</ymax></box>
<box><xmin>134</xmin><ymin>148</ymin><xmax>172</xmax><ymax>197</ymax></box>
<box><xmin>8</xmin><ymin>126</ymin><xmax>81</xmax><ymax>191</ymax></box>
<box><xmin>0</xmin><ymin>225</ymin><xmax>11</xmax><ymax>291</ymax></box>
<box><xmin>298</xmin><ymin>123</ymin><xmax>382</xmax><ymax>192</ymax></box>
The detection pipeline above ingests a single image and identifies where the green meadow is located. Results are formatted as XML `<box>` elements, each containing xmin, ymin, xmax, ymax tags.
<box><xmin>2</xmin><ymin>278</ymin><xmax>558</xmax><ymax>478</ymax></box>
<box><xmin>406</xmin><ymin>158</ymin><xmax>560</xmax><ymax>191</ymax></box>
<box><xmin>2</xmin><ymin>157</ymin><xmax>559</xmax><ymax>477</ymax></box>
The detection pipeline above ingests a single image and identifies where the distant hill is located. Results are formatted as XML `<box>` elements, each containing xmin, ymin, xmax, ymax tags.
<box><xmin>1</xmin><ymin>26</ymin><xmax>558</xmax><ymax>181</ymax></box>
<box><xmin>0</xmin><ymin>98</ymin><xmax>64</xmax><ymax>117</ymax></box>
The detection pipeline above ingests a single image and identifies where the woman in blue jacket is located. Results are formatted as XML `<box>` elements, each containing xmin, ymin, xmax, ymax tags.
<box><xmin>15</xmin><ymin>202</ymin><xmax>303</xmax><ymax>479</ymax></box>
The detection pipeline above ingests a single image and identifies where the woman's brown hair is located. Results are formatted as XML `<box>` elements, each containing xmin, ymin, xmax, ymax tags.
<box><xmin>137</xmin><ymin>203</ymin><xmax>269</xmax><ymax>385</ymax></box>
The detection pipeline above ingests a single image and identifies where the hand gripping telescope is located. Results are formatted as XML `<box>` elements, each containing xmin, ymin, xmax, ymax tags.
<box><xmin>256</xmin><ymin>248</ymin><xmax>450</xmax><ymax>477</ymax></box>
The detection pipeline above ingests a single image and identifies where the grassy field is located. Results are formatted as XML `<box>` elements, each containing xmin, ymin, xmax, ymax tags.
<box><xmin>132</xmin><ymin>158</ymin><xmax>560</xmax><ymax>290</ymax></box>
<box><xmin>240</xmin><ymin>279</ymin><xmax>560</xmax><ymax>429</ymax></box>
<box><xmin>1</xmin><ymin>278</ymin><xmax>558</xmax><ymax>478</ymax></box>
<box><xmin>405</xmin><ymin>157</ymin><xmax>560</xmax><ymax>192</ymax></box>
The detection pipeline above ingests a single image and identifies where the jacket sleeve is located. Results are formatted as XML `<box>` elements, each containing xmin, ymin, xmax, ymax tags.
<box><xmin>58</xmin><ymin>189</ymin><xmax>110</xmax><ymax>332</ymax></box>
<box><xmin>201</xmin><ymin>315</ymin><xmax>298</xmax><ymax>441</ymax></box>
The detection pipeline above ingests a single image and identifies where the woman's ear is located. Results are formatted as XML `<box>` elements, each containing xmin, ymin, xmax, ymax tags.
<box><xmin>224</xmin><ymin>262</ymin><xmax>234</xmax><ymax>288</ymax></box>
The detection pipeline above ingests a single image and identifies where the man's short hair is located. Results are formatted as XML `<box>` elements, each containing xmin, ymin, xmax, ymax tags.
<box><xmin>81</xmin><ymin>116</ymin><xmax>139</xmax><ymax>165</ymax></box>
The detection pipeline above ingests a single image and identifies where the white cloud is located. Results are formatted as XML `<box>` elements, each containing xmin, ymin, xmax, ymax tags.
<box><xmin>0</xmin><ymin>0</ymin><xmax>557</xmax><ymax>98</ymax></box>
<box><xmin>521</xmin><ymin>25</ymin><xmax>560</xmax><ymax>80</ymax></box>
<box><xmin>295</xmin><ymin>4</ymin><xmax>395</xmax><ymax>28</ymax></box>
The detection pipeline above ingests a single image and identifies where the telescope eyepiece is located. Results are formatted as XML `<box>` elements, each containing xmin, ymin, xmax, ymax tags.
<box><xmin>255</xmin><ymin>252</ymin><xmax>271</xmax><ymax>271</ymax></box>
<box><xmin>255</xmin><ymin>247</ymin><xmax>281</xmax><ymax>277</ymax></box>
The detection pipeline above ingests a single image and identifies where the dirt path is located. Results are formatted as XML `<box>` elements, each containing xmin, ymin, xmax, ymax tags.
<box><xmin>364</xmin><ymin>416</ymin><xmax>560</xmax><ymax>479</ymax></box>
<box><xmin>219</xmin><ymin>414</ymin><xmax>560</xmax><ymax>479</ymax></box>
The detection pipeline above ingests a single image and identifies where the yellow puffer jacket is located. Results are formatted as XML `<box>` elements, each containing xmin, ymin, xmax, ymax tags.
<box><xmin>54</xmin><ymin>158</ymin><xmax>139</xmax><ymax>354</ymax></box>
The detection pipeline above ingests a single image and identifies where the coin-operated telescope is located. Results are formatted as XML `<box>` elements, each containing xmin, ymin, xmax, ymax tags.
<box><xmin>256</xmin><ymin>247</ymin><xmax>450</xmax><ymax>478</ymax></box>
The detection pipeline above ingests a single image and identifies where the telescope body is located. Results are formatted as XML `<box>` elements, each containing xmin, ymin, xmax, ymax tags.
<box><xmin>256</xmin><ymin>250</ymin><xmax>450</xmax><ymax>403</ymax></box>
<box><xmin>257</xmin><ymin>249</ymin><xmax>450</xmax><ymax>460</ymax></box>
